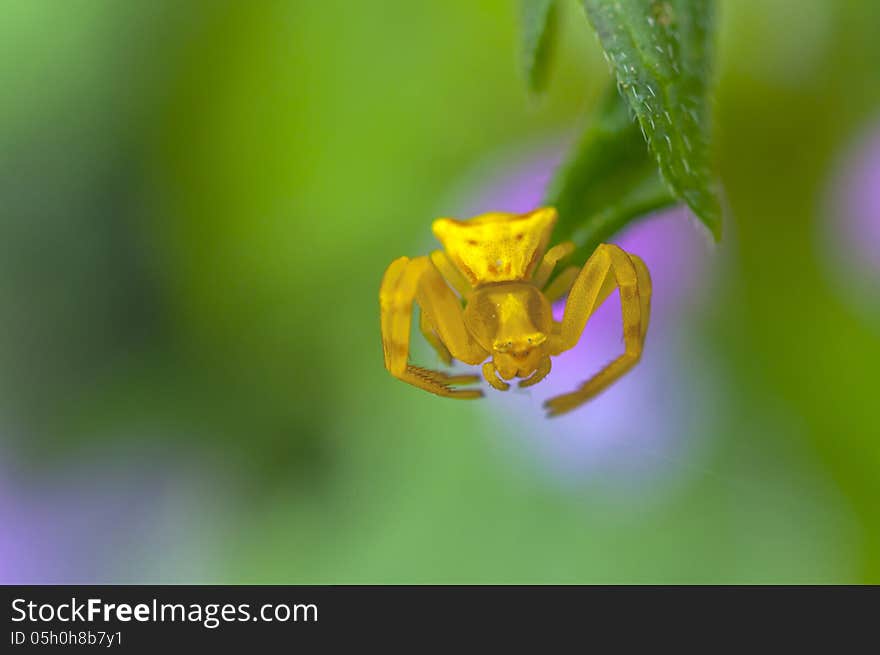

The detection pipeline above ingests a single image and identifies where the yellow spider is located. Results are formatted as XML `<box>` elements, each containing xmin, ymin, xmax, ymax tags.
<box><xmin>379</xmin><ymin>207</ymin><xmax>651</xmax><ymax>417</ymax></box>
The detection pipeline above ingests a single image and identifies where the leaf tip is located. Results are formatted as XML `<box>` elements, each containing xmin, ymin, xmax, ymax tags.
<box><xmin>520</xmin><ymin>0</ymin><xmax>559</xmax><ymax>96</ymax></box>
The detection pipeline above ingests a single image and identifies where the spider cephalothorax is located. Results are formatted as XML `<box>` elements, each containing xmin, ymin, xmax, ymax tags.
<box><xmin>379</xmin><ymin>207</ymin><xmax>651</xmax><ymax>417</ymax></box>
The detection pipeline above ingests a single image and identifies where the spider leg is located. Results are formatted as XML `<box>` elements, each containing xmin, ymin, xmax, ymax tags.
<box><xmin>417</xmin><ymin>260</ymin><xmax>489</xmax><ymax>365</ymax></box>
<box><xmin>543</xmin><ymin>265</ymin><xmax>579</xmax><ymax>303</ymax></box>
<box><xmin>544</xmin><ymin>248</ymin><xmax>622</xmax><ymax>305</ymax></box>
<box><xmin>380</xmin><ymin>256</ymin><xmax>487</xmax><ymax>399</ymax></box>
<box><xmin>532</xmin><ymin>241</ymin><xmax>575</xmax><ymax>289</ymax></box>
<box><xmin>631</xmin><ymin>254</ymin><xmax>651</xmax><ymax>340</ymax></box>
<box><xmin>420</xmin><ymin>309</ymin><xmax>452</xmax><ymax>365</ymax></box>
<box><xmin>544</xmin><ymin>244</ymin><xmax>651</xmax><ymax>417</ymax></box>
<box><xmin>548</xmin><ymin>266</ymin><xmax>616</xmax><ymax>338</ymax></box>
<box><xmin>430</xmin><ymin>250</ymin><xmax>473</xmax><ymax>300</ymax></box>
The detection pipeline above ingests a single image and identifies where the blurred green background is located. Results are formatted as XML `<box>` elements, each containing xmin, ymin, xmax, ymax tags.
<box><xmin>1</xmin><ymin>0</ymin><xmax>879</xmax><ymax>583</ymax></box>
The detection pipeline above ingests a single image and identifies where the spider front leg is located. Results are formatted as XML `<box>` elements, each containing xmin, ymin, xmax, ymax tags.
<box><xmin>420</xmin><ymin>309</ymin><xmax>452</xmax><ymax>365</ymax></box>
<box><xmin>420</xmin><ymin>249</ymin><xmax>477</xmax><ymax>365</ymax></box>
<box><xmin>543</xmin><ymin>266</ymin><xmax>579</xmax><ymax>303</ymax></box>
<box><xmin>544</xmin><ymin>244</ymin><xmax>652</xmax><ymax>417</ymax></box>
<box><xmin>380</xmin><ymin>256</ymin><xmax>488</xmax><ymax>399</ymax></box>
<box><xmin>532</xmin><ymin>241</ymin><xmax>575</xmax><ymax>289</ymax></box>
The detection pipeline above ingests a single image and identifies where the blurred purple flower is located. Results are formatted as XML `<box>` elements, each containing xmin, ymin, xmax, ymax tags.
<box><xmin>444</xmin><ymin>145</ymin><xmax>717</xmax><ymax>491</ymax></box>
<box><xmin>0</xmin><ymin>444</ymin><xmax>218</xmax><ymax>583</ymax></box>
<box><xmin>821</xmin><ymin>120</ymin><xmax>880</xmax><ymax>322</ymax></box>
<box><xmin>837</xmin><ymin>123</ymin><xmax>880</xmax><ymax>276</ymax></box>
<box><xmin>821</xmin><ymin>125</ymin><xmax>880</xmax><ymax>280</ymax></box>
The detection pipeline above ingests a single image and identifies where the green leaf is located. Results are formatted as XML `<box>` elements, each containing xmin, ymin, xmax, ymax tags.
<box><xmin>519</xmin><ymin>0</ymin><xmax>559</xmax><ymax>94</ymax></box>
<box><xmin>581</xmin><ymin>0</ymin><xmax>722</xmax><ymax>239</ymax></box>
<box><xmin>546</xmin><ymin>88</ymin><xmax>676</xmax><ymax>263</ymax></box>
